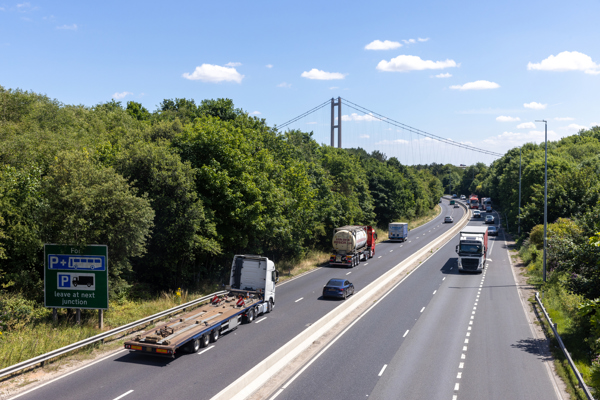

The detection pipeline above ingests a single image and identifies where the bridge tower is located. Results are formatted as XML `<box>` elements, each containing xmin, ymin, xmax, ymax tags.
<box><xmin>330</xmin><ymin>97</ymin><xmax>342</xmax><ymax>148</ymax></box>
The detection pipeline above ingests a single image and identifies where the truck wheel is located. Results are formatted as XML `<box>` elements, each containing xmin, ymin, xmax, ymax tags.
<box><xmin>190</xmin><ymin>338</ymin><xmax>200</xmax><ymax>353</ymax></box>
<box><xmin>247</xmin><ymin>308</ymin><xmax>254</xmax><ymax>323</ymax></box>
<box><xmin>210</xmin><ymin>329</ymin><xmax>219</xmax><ymax>343</ymax></box>
<box><xmin>201</xmin><ymin>334</ymin><xmax>210</xmax><ymax>348</ymax></box>
<box><xmin>266</xmin><ymin>300</ymin><xmax>273</xmax><ymax>313</ymax></box>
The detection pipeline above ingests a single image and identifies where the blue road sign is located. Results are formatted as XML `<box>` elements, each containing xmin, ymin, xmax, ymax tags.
<box><xmin>48</xmin><ymin>254</ymin><xmax>106</xmax><ymax>271</ymax></box>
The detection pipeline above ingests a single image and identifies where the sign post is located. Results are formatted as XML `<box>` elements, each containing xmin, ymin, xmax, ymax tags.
<box><xmin>44</xmin><ymin>245</ymin><xmax>109</xmax><ymax>323</ymax></box>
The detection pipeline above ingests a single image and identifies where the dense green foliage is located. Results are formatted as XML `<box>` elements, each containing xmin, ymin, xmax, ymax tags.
<box><xmin>0</xmin><ymin>86</ymin><xmax>442</xmax><ymax>302</ymax></box>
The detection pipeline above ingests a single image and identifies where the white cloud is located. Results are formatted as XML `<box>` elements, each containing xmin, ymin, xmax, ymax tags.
<box><xmin>590</xmin><ymin>122</ymin><xmax>600</xmax><ymax>127</ymax></box>
<box><xmin>365</xmin><ymin>40</ymin><xmax>402</xmax><ymax>50</ymax></box>
<box><xmin>329</xmin><ymin>86</ymin><xmax>339</xmax><ymax>90</ymax></box>
<box><xmin>306</xmin><ymin>121</ymin><xmax>317</xmax><ymax>125</ymax></box>
<box><xmin>565</xmin><ymin>123</ymin><xmax>588</xmax><ymax>131</ymax></box>
<box><xmin>375</xmin><ymin>139</ymin><xmax>409</xmax><ymax>145</ymax></box>
<box><xmin>342</xmin><ymin>113</ymin><xmax>380</xmax><ymax>122</ymax></box>
<box><xmin>554</xmin><ymin>117</ymin><xmax>574</xmax><ymax>121</ymax></box>
<box><xmin>435</xmin><ymin>73</ymin><xmax>452</xmax><ymax>78</ymax></box>
<box><xmin>250</xmin><ymin>111</ymin><xmax>261</xmax><ymax>115</ymax></box>
<box><xmin>402</xmin><ymin>39</ymin><xmax>416</xmax><ymax>44</ymax></box>
<box><xmin>527</xmin><ymin>51</ymin><xmax>600</xmax><ymax>75</ymax></box>
<box><xmin>266</xmin><ymin>64</ymin><xmax>273</xmax><ymax>68</ymax></box>
<box><xmin>301</xmin><ymin>69</ymin><xmax>347</xmax><ymax>80</ymax></box>
<box><xmin>418</xmin><ymin>38</ymin><xmax>429</xmax><ymax>42</ymax></box>
<box><xmin>517</xmin><ymin>122</ymin><xmax>536</xmax><ymax>129</ymax></box>
<box><xmin>360</xmin><ymin>134</ymin><xmax>370</xmax><ymax>138</ymax></box>
<box><xmin>524</xmin><ymin>102</ymin><xmax>547</xmax><ymax>110</ymax></box>
<box><xmin>57</xmin><ymin>24</ymin><xmax>77</xmax><ymax>30</ymax></box>
<box><xmin>496</xmin><ymin>116</ymin><xmax>520</xmax><ymax>122</ymax></box>
<box><xmin>224</xmin><ymin>62</ymin><xmax>242</xmax><ymax>67</ymax></box>
<box><xmin>112</xmin><ymin>91</ymin><xmax>132</xmax><ymax>100</ymax></box>
<box><xmin>482</xmin><ymin>130</ymin><xmax>560</xmax><ymax>149</ymax></box>
<box><xmin>450</xmin><ymin>80</ymin><xmax>500</xmax><ymax>90</ymax></box>
<box><xmin>277</xmin><ymin>82</ymin><xmax>291</xmax><ymax>88</ymax></box>
<box><xmin>377</xmin><ymin>55</ymin><xmax>457</xmax><ymax>72</ymax></box>
<box><xmin>182</xmin><ymin>64</ymin><xmax>244</xmax><ymax>83</ymax></box>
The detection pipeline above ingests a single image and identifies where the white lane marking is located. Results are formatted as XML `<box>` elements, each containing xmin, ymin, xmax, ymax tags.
<box><xmin>464</xmin><ymin>339</ymin><xmax>469</xmax><ymax>344</ymax></box>
<box><xmin>420</xmin><ymin>307</ymin><xmax>425</xmax><ymax>313</ymax></box>
<box><xmin>463</xmin><ymin>346</ymin><xmax>467</xmax><ymax>351</ymax></box>
<box><xmin>469</xmin><ymin>321</ymin><xmax>473</xmax><ymax>325</ymax></box>
<box><xmin>295</xmin><ymin>297</ymin><xmax>303</xmax><ymax>302</ymax></box>
<box><xmin>470</xmin><ymin>316</ymin><xmax>474</xmax><ymax>320</ymax></box>
<box><xmin>269</xmin><ymin>388</ymin><xmax>285</xmax><ymax>400</ymax></box>
<box><xmin>346</xmin><ymin>272</ymin><xmax>352</xmax><ymax>275</ymax></box>
<box><xmin>457</xmin><ymin>372</ymin><xmax>462</xmax><ymax>379</ymax></box>
<box><xmin>443</xmin><ymin>277</ymin><xmax>446</xmax><ymax>281</ymax></box>
<box><xmin>403</xmin><ymin>330</ymin><xmax>409</xmax><ymax>337</ymax></box>
<box><xmin>459</xmin><ymin>362</ymin><xmax>464</xmax><ymax>368</ymax></box>
<box><xmin>364</xmin><ymin>263</ymin><xmax>369</xmax><ymax>265</ymax></box>
<box><xmin>453</xmin><ymin>396</ymin><xmax>458</xmax><ymax>400</ymax></box>
<box><xmin>466</xmin><ymin>332</ymin><xmax>471</xmax><ymax>337</ymax></box>
<box><xmin>433</xmin><ymin>290</ymin><xmax>437</xmax><ymax>295</ymax></box>
<box><xmin>472</xmin><ymin>311</ymin><xmax>475</xmax><ymax>315</ymax></box>
<box><xmin>454</xmin><ymin>383</ymin><xmax>460</xmax><ymax>391</ymax></box>
<box><xmin>461</xmin><ymin>354</ymin><xmax>466</xmax><ymax>359</ymax></box>
<box><xmin>400</xmin><ymin>245</ymin><xmax>403</xmax><ymax>247</ymax></box>
<box><xmin>468</xmin><ymin>326</ymin><xmax>471</xmax><ymax>331</ymax></box>
<box><xmin>255</xmin><ymin>317</ymin><xmax>267</xmax><ymax>324</ymax></box>
<box><xmin>378</xmin><ymin>364</ymin><xmax>388</xmax><ymax>376</ymax></box>
<box><xmin>390</xmin><ymin>250</ymin><xmax>393</xmax><ymax>252</ymax></box>
<box><xmin>113</xmin><ymin>391</ymin><xmax>134</xmax><ymax>400</ymax></box>
<box><xmin>408</xmin><ymin>241</ymin><xmax>412</xmax><ymax>243</ymax></box>
<box><xmin>6</xmin><ymin>349</ymin><xmax>128</xmax><ymax>399</ymax></box>
<box><xmin>378</xmin><ymin>256</ymin><xmax>382</xmax><ymax>259</ymax></box>
<box><xmin>197</xmin><ymin>345</ymin><xmax>215</xmax><ymax>354</ymax></box>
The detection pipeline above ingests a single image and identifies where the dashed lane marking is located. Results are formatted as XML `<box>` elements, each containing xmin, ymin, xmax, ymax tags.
<box><xmin>346</xmin><ymin>272</ymin><xmax>352</xmax><ymax>275</ymax></box>
<box><xmin>403</xmin><ymin>330</ymin><xmax>409</xmax><ymax>337</ymax></box>
<box><xmin>255</xmin><ymin>317</ymin><xmax>267</xmax><ymax>324</ymax></box>
<box><xmin>198</xmin><ymin>345</ymin><xmax>215</xmax><ymax>354</ymax></box>
<box><xmin>295</xmin><ymin>297</ymin><xmax>303</xmax><ymax>302</ymax></box>
<box><xmin>113</xmin><ymin>391</ymin><xmax>134</xmax><ymax>400</ymax></box>
<box><xmin>378</xmin><ymin>364</ymin><xmax>388</xmax><ymax>376</ymax></box>
<box><xmin>420</xmin><ymin>307</ymin><xmax>425</xmax><ymax>313</ymax></box>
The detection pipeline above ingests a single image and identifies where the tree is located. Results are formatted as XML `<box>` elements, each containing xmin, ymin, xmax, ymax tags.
<box><xmin>126</xmin><ymin>101</ymin><xmax>150</xmax><ymax>121</ymax></box>
<box><xmin>40</xmin><ymin>150</ymin><xmax>154</xmax><ymax>293</ymax></box>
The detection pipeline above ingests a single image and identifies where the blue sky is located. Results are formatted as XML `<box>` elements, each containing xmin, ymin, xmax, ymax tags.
<box><xmin>1</xmin><ymin>0</ymin><xmax>599</xmax><ymax>165</ymax></box>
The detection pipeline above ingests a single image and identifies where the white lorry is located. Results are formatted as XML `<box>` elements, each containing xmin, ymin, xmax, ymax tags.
<box><xmin>388</xmin><ymin>222</ymin><xmax>408</xmax><ymax>242</ymax></box>
<box><xmin>455</xmin><ymin>226</ymin><xmax>488</xmax><ymax>273</ymax></box>
<box><xmin>124</xmin><ymin>255</ymin><xmax>278</xmax><ymax>357</ymax></box>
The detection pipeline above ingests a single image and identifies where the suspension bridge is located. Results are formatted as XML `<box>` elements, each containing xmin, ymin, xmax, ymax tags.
<box><xmin>277</xmin><ymin>97</ymin><xmax>503</xmax><ymax>166</ymax></box>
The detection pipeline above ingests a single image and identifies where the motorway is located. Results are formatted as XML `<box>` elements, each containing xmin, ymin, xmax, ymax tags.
<box><xmin>271</xmin><ymin>206</ymin><xmax>559</xmax><ymax>400</ymax></box>
<box><xmin>9</xmin><ymin>200</ymin><xmax>555</xmax><ymax>400</ymax></box>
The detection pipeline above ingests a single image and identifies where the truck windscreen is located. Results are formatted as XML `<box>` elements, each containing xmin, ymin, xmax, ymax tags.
<box><xmin>460</xmin><ymin>244</ymin><xmax>482</xmax><ymax>254</ymax></box>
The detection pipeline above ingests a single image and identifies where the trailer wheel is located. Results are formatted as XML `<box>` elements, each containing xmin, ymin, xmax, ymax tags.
<box><xmin>247</xmin><ymin>308</ymin><xmax>254</xmax><ymax>323</ymax></box>
<box><xmin>210</xmin><ymin>329</ymin><xmax>219</xmax><ymax>343</ymax></box>
<box><xmin>201</xmin><ymin>334</ymin><xmax>210</xmax><ymax>348</ymax></box>
<box><xmin>190</xmin><ymin>338</ymin><xmax>200</xmax><ymax>353</ymax></box>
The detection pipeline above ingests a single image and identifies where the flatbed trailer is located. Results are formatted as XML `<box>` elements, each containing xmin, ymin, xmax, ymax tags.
<box><xmin>124</xmin><ymin>255</ymin><xmax>277</xmax><ymax>357</ymax></box>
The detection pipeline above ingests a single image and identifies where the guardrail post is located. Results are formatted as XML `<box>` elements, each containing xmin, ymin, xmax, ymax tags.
<box><xmin>76</xmin><ymin>309</ymin><xmax>81</xmax><ymax>325</ymax></box>
<box><xmin>99</xmin><ymin>309</ymin><xmax>104</xmax><ymax>329</ymax></box>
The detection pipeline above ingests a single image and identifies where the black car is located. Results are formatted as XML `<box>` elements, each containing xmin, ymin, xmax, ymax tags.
<box><xmin>322</xmin><ymin>278</ymin><xmax>354</xmax><ymax>299</ymax></box>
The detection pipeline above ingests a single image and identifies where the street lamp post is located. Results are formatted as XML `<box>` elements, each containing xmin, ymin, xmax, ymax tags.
<box><xmin>518</xmin><ymin>147</ymin><xmax>522</xmax><ymax>235</ymax></box>
<box><xmin>536</xmin><ymin>120</ymin><xmax>548</xmax><ymax>282</ymax></box>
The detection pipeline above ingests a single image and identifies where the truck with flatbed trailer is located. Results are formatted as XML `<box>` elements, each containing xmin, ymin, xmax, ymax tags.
<box><xmin>388</xmin><ymin>222</ymin><xmax>408</xmax><ymax>242</ymax></box>
<box><xmin>124</xmin><ymin>255</ymin><xmax>278</xmax><ymax>357</ymax></box>
<box><xmin>455</xmin><ymin>226</ymin><xmax>488</xmax><ymax>273</ymax></box>
<box><xmin>329</xmin><ymin>225</ymin><xmax>377</xmax><ymax>267</ymax></box>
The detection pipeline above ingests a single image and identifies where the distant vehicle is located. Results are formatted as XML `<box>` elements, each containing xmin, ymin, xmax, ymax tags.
<box><xmin>486</xmin><ymin>205</ymin><xmax>492</xmax><ymax>212</ymax></box>
<box><xmin>473</xmin><ymin>210</ymin><xmax>481</xmax><ymax>218</ymax></box>
<box><xmin>322</xmin><ymin>278</ymin><xmax>354</xmax><ymax>300</ymax></box>
<box><xmin>444</xmin><ymin>216</ymin><xmax>454</xmax><ymax>223</ymax></box>
<box><xmin>460</xmin><ymin>195</ymin><xmax>466</xmax><ymax>200</ymax></box>
<box><xmin>485</xmin><ymin>215</ymin><xmax>495</xmax><ymax>224</ymax></box>
<box><xmin>449</xmin><ymin>200</ymin><xmax>455</xmax><ymax>205</ymax></box>
<box><xmin>469</xmin><ymin>195</ymin><xmax>479</xmax><ymax>209</ymax></box>
<box><xmin>452</xmin><ymin>194</ymin><xmax>457</xmax><ymax>198</ymax></box>
<box><xmin>454</xmin><ymin>203</ymin><xmax>459</xmax><ymax>208</ymax></box>
<box><xmin>330</xmin><ymin>225</ymin><xmax>377</xmax><ymax>267</ymax></box>
<box><xmin>388</xmin><ymin>222</ymin><xmax>408</xmax><ymax>242</ymax></box>
<box><xmin>488</xmin><ymin>226</ymin><xmax>498</xmax><ymax>236</ymax></box>
<box><xmin>456</xmin><ymin>226</ymin><xmax>488</xmax><ymax>272</ymax></box>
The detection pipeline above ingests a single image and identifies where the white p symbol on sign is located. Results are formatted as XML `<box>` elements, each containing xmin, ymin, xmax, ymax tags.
<box><xmin>59</xmin><ymin>274</ymin><xmax>71</xmax><ymax>288</ymax></box>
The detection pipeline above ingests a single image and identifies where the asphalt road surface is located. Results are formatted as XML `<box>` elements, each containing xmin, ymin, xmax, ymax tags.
<box><xmin>12</xmin><ymin>201</ymin><xmax>465</xmax><ymax>400</ymax></box>
<box><xmin>271</xmin><ymin>209</ymin><xmax>559</xmax><ymax>400</ymax></box>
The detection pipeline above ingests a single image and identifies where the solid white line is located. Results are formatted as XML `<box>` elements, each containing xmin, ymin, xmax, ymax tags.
<box><xmin>268</xmin><ymin>388</ymin><xmax>285</xmax><ymax>400</ymax></box>
<box><xmin>198</xmin><ymin>345</ymin><xmax>215</xmax><ymax>354</ymax></box>
<box><xmin>420</xmin><ymin>307</ymin><xmax>425</xmax><ymax>313</ymax></box>
<box><xmin>378</xmin><ymin>364</ymin><xmax>388</xmax><ymax>376</ymax></box>
<box><xmin>255</xmin><ymin>317</ymin><xmax>267</xmax><ymax>324</ymax></box>
<box><xmin>433</xmin><ymin>290</ymin><xmax>437</xmax><ymax>295</ymax></box>
<box><xmin>295</xmin><ymin>297</ymin><xmax>303</xmax><ymax>302</ymax></box>
<box><xmin>403</xmin><ymin>330</ymin><xmax>409</xmax><ymax>337</ymax></box>
<box><xmin>113</xmin><ymin>390</ymin><xmax>134</xmax><ymax>400</ymax></box>
<box><xmin>7</xmin><ymin>349</ymin><xmax>128</xmax><ymax>400</ymax></box>
<box><xmin>346</xmin><ymin>272</ymin><xmax>352</xmax><ymax>275</ymax></box>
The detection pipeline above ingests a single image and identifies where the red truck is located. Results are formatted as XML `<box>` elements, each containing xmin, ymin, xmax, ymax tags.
<box><xmin>329</xmin><ymin>225</ymin><xmax>377</xmax><ymax>268</ymax></box>
<box><xmin>469</xmin><ymin>195</ymin><xmax>479</xmax><ymax>209</ymax></box>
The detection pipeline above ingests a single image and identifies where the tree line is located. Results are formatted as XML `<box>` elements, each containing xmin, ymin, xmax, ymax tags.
<box><xmin>0</xmin><ymin>87</ymin><xmax>443</xmax><ymax>302</ymax></box>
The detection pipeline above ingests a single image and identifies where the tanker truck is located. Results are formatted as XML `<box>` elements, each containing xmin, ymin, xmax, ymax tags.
<box><xmin>329</xmin><ymin>225</ymin><xmax>377</xmax><ymax>268</ymax></box>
